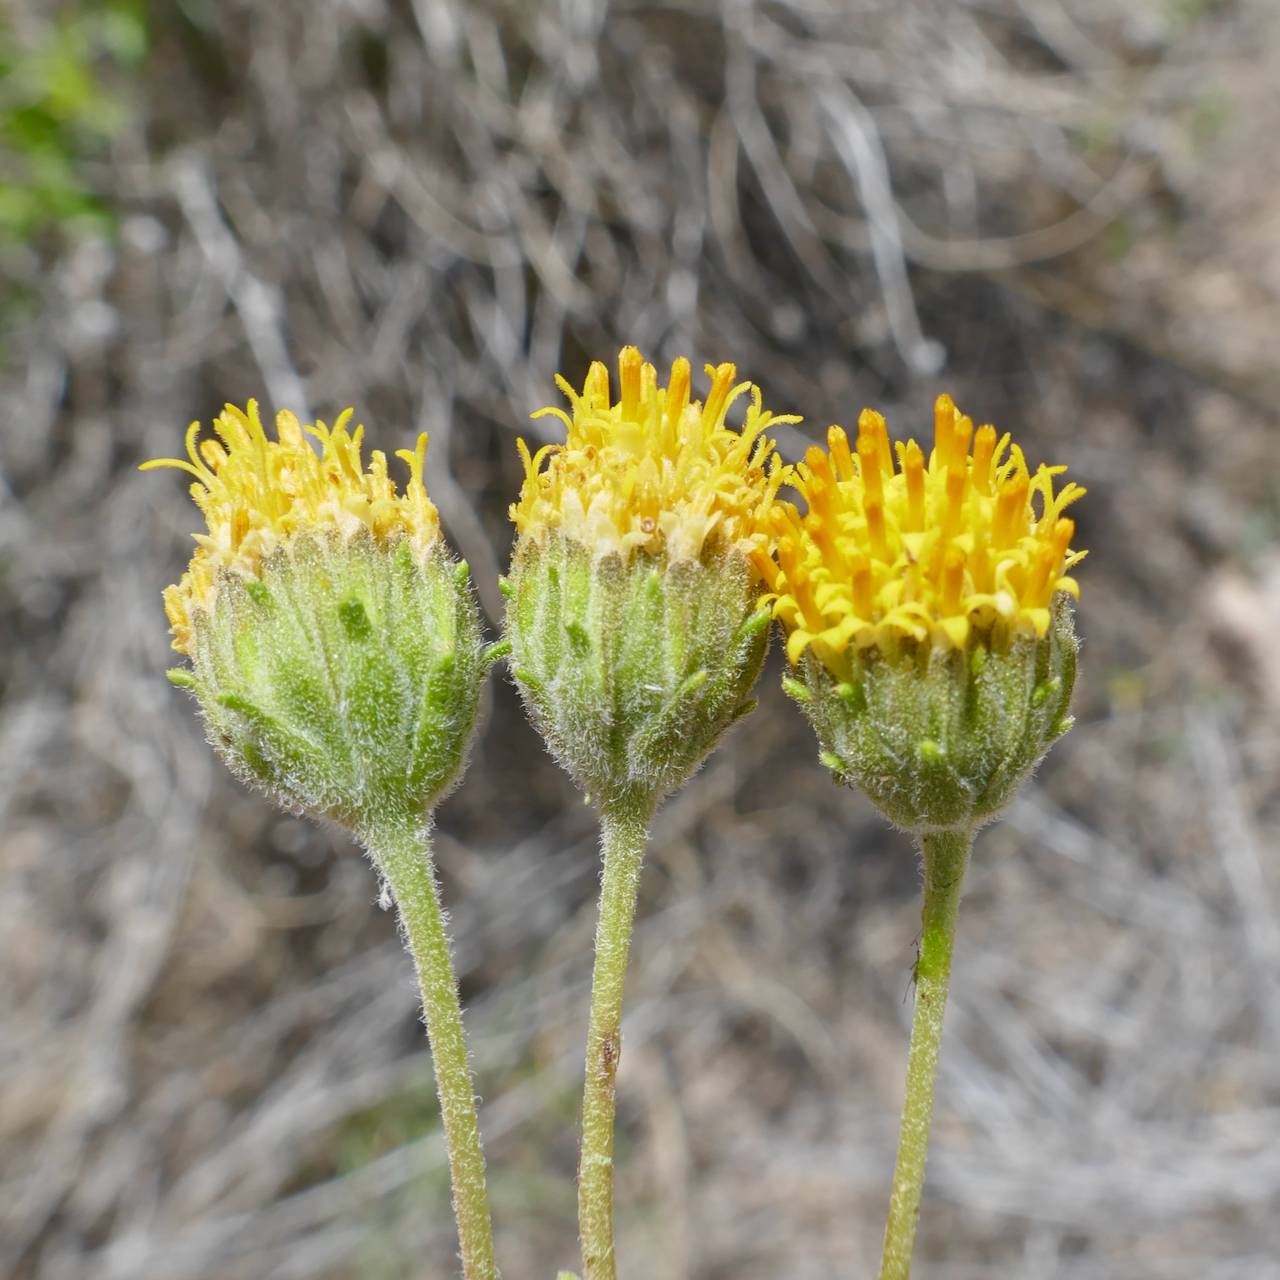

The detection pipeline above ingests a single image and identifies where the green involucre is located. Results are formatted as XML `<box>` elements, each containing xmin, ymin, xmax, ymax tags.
<box><xmin>171</xmin><ymin>532</ymin><xmax>486</xmax><ymax>830</ymax></box>
<box><xmin>506</xmin><ymin>533</ymin><xmax>769</xmax><ymax>810</ymax></box>
<box><xmin>789</xmin><ymin>596</ymin><xmax>1078</xmax><ymax>832</ymax></box>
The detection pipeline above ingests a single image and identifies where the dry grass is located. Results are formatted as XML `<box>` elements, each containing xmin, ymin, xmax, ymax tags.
<box><xmin>2</xmin><ymin>1</ymin><xmax>1279</xmax><ymax>1276</ymax></box>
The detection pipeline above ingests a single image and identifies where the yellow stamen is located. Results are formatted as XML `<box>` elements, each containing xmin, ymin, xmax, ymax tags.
<box><xmin>143</xmin><ymin>401</ymin><xmax>440</xmax><ymax>654</ymax></box>
<box><xmin>703</xmin><ymin>362</ymin><xmax>737</xmax><ymax>429</ymax></box>
<box><xmin>857</xmin><ymin>432</ymin><xmax>884</xmax><ymax>506</ymax></box>
<box><xmin>511</xmin><ymin>347</ymin><xmax>800</xmax><ymax>565</ymax></box>
<box><xmin>851</xmin><ymin>554</ymin><xmax>874</xmax><ymax>618</ymax></box>
<box><xmin>940</xmin><ymin>545</ymin><xmax>965</xmax><ymax>615</ymax></box>
<box><xmin>951</xmin><ymin>414</ymin><xmax>973</xmax><ymax>468</ymax></box>
<box><xmin>857</xmin><ymin>407</ymin><xmax>894</xmax><ymax>478</ymax></box>
<box><xmin>993</xmin><ymin>474</ymin><xmax>1029</xmax><ymax>548</ymax></box>
<box><xmin>762</xmin><ymin>395</ymin><xmax>1085</xmax><ymax>668</ymax></box>
<box><xmin>933</xmin><ymin>394</ymin><xmax>956</xmax><ymax>470</ymax></box>
<box><xmin>865</xmin><ymin>495</ymin><xmax>889</xmax><ymax>562</ymax></box>
<box><xmin>902</xmin><ymin>440</ymin><xmax>926</xmax><ymax>530</ymax></box>
<box><xmin>619</xmin><ymin>344</ymin><xmax>642</xmax><ymax>421</ymax></box>
<box><xmin>942</xmin><ymin>468</ymin><xmax>967</xmax><ymax>542</ymax></box>
<box><xmin>828</xmin><ymin>425</ymin><xmax>856</xmax><ymax>483</ymax></box>
<box><xmin>971</xmin><ymin>425</ymin><xmax>997</xmax><ymax>495</ymax></box>
<box><xmin>665</xmin><ymin>357</ymin><xmax>691</xmax><ymax>434</ymax></box>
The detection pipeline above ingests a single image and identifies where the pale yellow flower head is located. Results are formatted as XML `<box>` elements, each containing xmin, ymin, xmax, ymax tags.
<box><xmin>763</xmin><ymin>394</ymin><xmax>1086</xmax><ymax>679</ymax></box>
<box><xmin>511</xmin><ymin>346</ymin><xmax>799</xmax><ymax>566</ymax></box>
<box><xmin>143</xmin><ymin>401</ymin><xmax>440</xmax><ymax>653</ymax></box>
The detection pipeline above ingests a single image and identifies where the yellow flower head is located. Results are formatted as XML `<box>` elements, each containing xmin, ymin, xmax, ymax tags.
<box><xmin>142</xmin><ymin>401</ymin><xmax>440</xmax><ymax>654</ymax></box>
<box><xmin>763</xmin><ymin>394</ymin><xmax>1086</xmax><ymax>678</ymax></box>
<box><xmin>511</xmin><ymin>346</ymin><xmax>799</xmax><ymax>566</ymax></box>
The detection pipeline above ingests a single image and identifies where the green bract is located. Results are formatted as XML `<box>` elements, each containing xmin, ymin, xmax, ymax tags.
<box><xmin>506</xmin><ymin>533</ymin><xmax>769</xmax><ymax>811</ymax></box>
<box><xmin>168</xmin><ymin>532</ymin><xmax>487</xmax><ymax>831</ymax></box>
<box><xmin>786</xmin><ymin>596</ymin><xmax>1078</xmax><ymax>833</ymax></box>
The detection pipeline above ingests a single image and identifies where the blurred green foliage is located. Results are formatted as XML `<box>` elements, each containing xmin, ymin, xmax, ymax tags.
<box><xmin>1162</xmin><ymin>0</ymin><xmax>1223</xmax><ymax>34</ymax></box>
<box><xmin>333</xmin><ymin>1069</ymin><xmax>442</xmax><ymax>1171</ymax></box>
<box><xmin>329</xmin><ymin>1072</ymin><xmax>450</xmax><ymax>1280</ymax></box>
<box><xmin>0</xmin><ymin>0</ymin><xmax>147</xmax><ymax>244</ymax></box>
<box><xmin>1188</xmin><ymin>82</ymin><xmax>1233</xmax><ymax>145</ymax></box>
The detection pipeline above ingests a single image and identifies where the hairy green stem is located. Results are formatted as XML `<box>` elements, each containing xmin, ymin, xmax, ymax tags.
<box><xmin>878</xmin><ymin>828</ymin><xmax>973</xmax><ymax>1280</ymax></box>
<box><xmin>578</xmin><ymin>792</ymin><xmax>655</xmax><ymax>1280</ymax></box>
<box><xmin>365</xmin><ymin>818</ymin><xmax>499</xmax><ymax>1280</ymax></box>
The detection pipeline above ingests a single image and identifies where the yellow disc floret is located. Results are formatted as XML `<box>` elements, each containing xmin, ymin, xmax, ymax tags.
<box><xmin>762</xmin><ymin>394</ymin><xmax>1086</xmax><ymax>678</ymax></box>
<box><xmin>143</xmin><ymin>401</ymin><xmax>440</xmax><ymax>654</ymax></box>
<box><xmin>511</xmin><ymin>346</ymin><xmax>798</xmax><ymax>565</ymax></box>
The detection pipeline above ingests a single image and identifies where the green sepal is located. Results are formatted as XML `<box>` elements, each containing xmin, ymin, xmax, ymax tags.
<box><xmin>483</xmin><ymin>638</ymin><xmax>512</xmax><ymax>666</ymax></box>
<box><xmin>505</xmin><ymin>533</ymin><xmax>769</xmax><ymax>809</ymax></box>
<box><xmin>677</xmin><ymin>668</ymin><xmax>709</xmax><ymax>698</ymax></box>
<box><xmin>836</xmin><ymin>681</ymin><xmax>866</xmax><ymax>712</ymax></box>
<box><xmin>338</xmin><ymin>597</ymin><xmax>373</xmax><ymax>641</ymax></box>
<box><xmin>791</xmin><ymin>594</ymin><xmax>1079</xmax><ymax>832</ymax></box>
<box><xmin>512</xmin><ymin>666</ymin><xmax>545</xmax><ymax>694</ymax></box>
<box><xmin>180</xmin><ymin>532</ymin><xmax>487</xmax><ymax>829</ymax></box>
<box><xmin>737</xmin><ymin>606</ymin><xmax>772</xmax><ymax>641</ymax></box>
<box><xmin>782</xmin><ymin>676</ymin><xmax>811</xmax><ymax>704</ymax></box>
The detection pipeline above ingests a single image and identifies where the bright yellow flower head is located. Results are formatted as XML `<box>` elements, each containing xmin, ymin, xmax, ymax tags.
<box><xmin>143</xmin><ymin>401</ymin><xmax>440</xmax><ymax>654</ymax></box>
<box><xmin>511</xmin><ymin>346</ymin><xmax>799</xmax><ymax>566</ymax></box>
<box><xmin>763</xmin><ymin>394</ymin><xmax>1086</xmax><ymax>678</ymax></box>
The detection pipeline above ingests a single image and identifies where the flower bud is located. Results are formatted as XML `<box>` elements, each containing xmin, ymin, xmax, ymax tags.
<box><xmin>765</xmin><ymin>396</ymin><xmax>1086</xmax><ymax>833</ymax></box>
<box><xmin>144</xmin><ymin>403</ymin><xmax>486</xmax><ymax>829</ymax></box>
<box><xmin>506</xmin><ymin>347</ymin><xmax>798</xmax><ymax>810</ymax></box>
